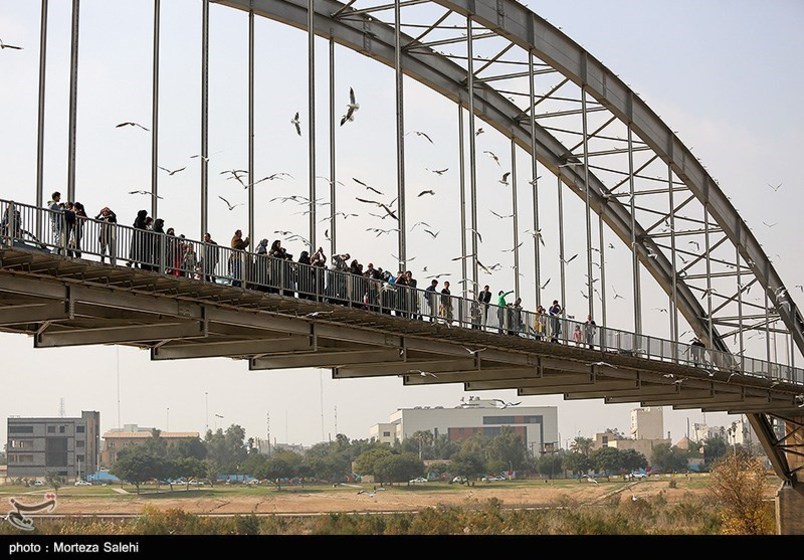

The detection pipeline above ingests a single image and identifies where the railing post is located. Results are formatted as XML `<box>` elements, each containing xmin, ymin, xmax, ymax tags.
<box><xmin>159</xmin><ymin>233</ymin><xmax>166</xmax><ymax>275</ymax></box>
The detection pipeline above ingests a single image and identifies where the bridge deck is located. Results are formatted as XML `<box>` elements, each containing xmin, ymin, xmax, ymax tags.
<box><xmin>1</xmin><ymin>245</ymin><xmax>801</xmax><ymax>416</ymax></box>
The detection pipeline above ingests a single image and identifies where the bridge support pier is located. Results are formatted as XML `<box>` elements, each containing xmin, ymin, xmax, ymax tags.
<box><xmin>776</xmin><ymin>481</ymin><xmax>804</xmax><ymax>535</ymax></box>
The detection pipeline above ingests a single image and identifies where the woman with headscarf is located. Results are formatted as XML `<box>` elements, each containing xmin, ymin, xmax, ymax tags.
<box><xmin>297</xmin><ymin>250</ymin><xmax>314</xmax><ymax>299</ymax></box>
<box><xmin>129</xmin><ymin>210</ymin><xmax>148</xmax><ymax>268</ymax></box>
<box><xmin>151</xmin><ymin>218</ymin><xmax>165</xmax><ymax>271</ymax></box>
<box><xmin>71</xmin><ymin>202</ymin><xmax>87</xmax><ymax>258</ymax></box>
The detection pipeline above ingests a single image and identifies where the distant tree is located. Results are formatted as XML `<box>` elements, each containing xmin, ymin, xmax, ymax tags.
<box><xmin>256</xmin><ymin>451</ymin><xmax>302</xmax><ymax>490</ymax></box>
<box><xmin>703</xmin><ymin>437</ymin><xmax>729</xmax><ymax>468</ymax></box>
<box><xmin>591</xmin><ymin>447</ymin><xmax>622</xmax><ymax>479</ymax></box>
<box><xmin>45</xmin><ymin>475</ymin><xmax>65</xmax><ymax>492</ymax></box>
<box><xmin>204</xmin><ymin>424</ymin><xmax>249</xmax><ymax>474</ymax></box>
<box><xmin>651</xmin><ymin>443</ymin><xmax>688</xmax><ymax>473</ymax></box>
<box><xmin>449</xmin><ymin>435</ymin><xmax>487</xmax><ymax>481</ymax></box>
<box><xmin>562</xmin><ymin>451</ymin><xmax>592</xmax><ymax>477</ymax></box>
<box><xmin>111</xmin><ymin>448</ymin><xmax>160</xmax><ymax>494</ymax></box>
<box><xmin>708</xmin><ymin>451</ymin><xmax>774</xmax><ymax>534</ymax></box>
<box><xmin>354</xmin><ymin>447</ymin><xmax>395</xmax><ymax>477</ymax></box>
<box><xmin>536</xmin><ymin>452</ymin><xmax>564</xmax><ymax>479</ymax></box>
<box><xmin>570</xmin><ymin>436</ymin><xmax>594</xmax><ymax>457</ymax></box>
<box><xmin>619</xmin><ymin>449</ymin><xmax>649</xmax><ymax>473</ymax></box>
<box><xmin>241</xmin><ymin>452</ymin><xmax>268</xmax><ymax>477</ymax></box>
<box><xmin>436</xmin><ymin>435</ymin><xmax>460</xmax><ymax>460</ymax></box>
<box><xmin>304</xmin><ymin>441</ymin><xmax>352</xmax><ymax>482</ymax></box>
<box><xmin>175</xmin><ymin>457</ymin><xmax>207</xmax><ymax>490</ymax></box>
<box><xmin>142</xmin><ymin>429</ymin><xmax>168</xmax><ymax>459</ymax></box>
<box><xmin>485</xmin><ymin>426</ymin><xmax>528</xmax><ymax>474</ymax></box>
<box><xmin>374</xmin><ymin>453</ymin><xmax>424</xmax><ymax>485</ymax></box>
<box><xmin>171</xmin><ymin>438</ymin><xmax>207</xmax><ymax>461</ymax></box>
<box><xmin>0</xmin><ymin>451</ymin><xmax>6</xmax><ymax>465</ymax></box>
<box><xmin>426</xmin><ymin>461</ymin><xmax>450</xmax><ymax>479</ymax></box>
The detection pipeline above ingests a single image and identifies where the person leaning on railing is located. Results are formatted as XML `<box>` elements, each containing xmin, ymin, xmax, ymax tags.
<box><xmin>94</xmin><ymin>207</ymin><xmax>117</xmax><ymax>264</ymax></box>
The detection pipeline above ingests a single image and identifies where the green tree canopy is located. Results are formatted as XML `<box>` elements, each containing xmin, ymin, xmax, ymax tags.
<box><xmin>111</xmin><ymin>447</ymin><xmax>161</xmax><ymax>494</ymax></box>
<box><xmin>373</xmin><ymin>453</ymin><xmax>424</xmax><ymax>484</ymax></box>
<box><xmin>354</xmin><ymin>447</ymin><xmax>395</xmax><ymax>476</ymax></box>
<box><xmin>485</xmin><ymin>426</ymin><xmax>529</xmax><ymax>474</ymax></box>
<box><xmin>619</xmin><ymin>449</ymin><xmax>649</xmax><ymax>472</ymax></box>
<box><xmin>562</xmin><ymin>450</ymin><xmax>592</xmax><ymax>476</ymax></box>
<box><xmin>590</xmin><ymin>446</ymin><xmax>623</xmax><ymax>477</ymax></box>
<box><xmin>703</xmin><ymin>436</ymin><xmax>729</xmax><ymax>468</ymax></box>
<box><xmin>536</xmin><ymin>451</ymin><xmax>564</xmax><ymax>479</ymax></box>
<box><xmin>651</xmin><ymin>443</ymin><xmax>688</xmax><ymax>473</ymax></box>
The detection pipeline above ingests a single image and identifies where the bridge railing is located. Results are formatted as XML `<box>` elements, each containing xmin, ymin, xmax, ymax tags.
<box><xmin>1</xmin><ymin>198</ymin><xmax>802</xmax><ymax>386</ymax></box>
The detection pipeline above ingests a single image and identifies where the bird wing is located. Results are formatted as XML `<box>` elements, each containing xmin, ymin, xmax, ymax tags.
<box><xmin>349</xmin><ymin>87</ymin><xmax>356</xmax><ymax>105</ymax></box>
<box><xmin>218</xmin><ymin>196</ymin><xmax>232</xmax><ymax>207</ymax></box>
<box><xmin>352</xmin><ymin>177</ymin><xmax>368</xmax><ymax>187</ymax></box>
<box><xmin>366</xmin><ymin>186</ymin><xmax>384</xmax><ymax>195</ymax></box>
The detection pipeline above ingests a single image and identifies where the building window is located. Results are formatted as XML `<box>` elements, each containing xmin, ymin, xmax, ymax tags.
<box><xmin>14</xmin><ymin>454</ymin><xmax>35</xmax><ymax>464</ymax></box>
<box><xmin>48</xmin><ymin>426</ymin><xmax>55</xmax><ymax>434</ymax></box>
<box><xmin>483</xmin><ymin>416</ymin><xmax>515</xmax><ymax>425</ymax></box>
<box><xmin>383</xmin><ymin>432</ymin><xmax>391</xmax><ymax>437</ymax></box>
<box><xmin>76</xmin><ymin>440</ymin><xmax>85</xmax><ymax>448</ymax></box>
<box><xmin>76</xmin><ymin>455</ymin><xmax>85</xmax><ymax>462</ymax></box>
<box><xmin>8</xmin><ymin>425</ymin><xmax>34</xmax><ymax>434</ymax></box>
<box><xmin>59</xmin><ymin>426</ymin><xmax>66</xmax><ymax>434</ymax></box>
<box><xmin>10</xmin><ymin>439</ymin><xmax>33</xmax><ymax>449</ymax></box>
<box><xmin>45</xmin><ymin>437</ymin><xmax>68</xmax><ymax>467</ymax></box>
<box><xmin>76</xmin><ymin>426</ymin><xmax>85</xmax><ymax>433</ymax></box>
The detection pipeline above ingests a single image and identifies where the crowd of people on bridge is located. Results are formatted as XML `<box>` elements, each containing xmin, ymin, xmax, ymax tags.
<box><xmin>1</xmin><ymin>194</ymin><xmax>612</xmax><ymax>346</ymax></box>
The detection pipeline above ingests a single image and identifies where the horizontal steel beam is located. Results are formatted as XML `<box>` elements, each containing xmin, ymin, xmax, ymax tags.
<box><xmin>467</xmin><ymin>373</ymin><xmax>594</xmax><ymax>391</ymax></box>
<box><xmin>34</xmin><ymin>321</ymin><xmax>207</xmax><ymax>348</ymax></box>
<box><xmin>0</xmin><ymin>302</ymin><xmax>71</xmax><ymax>325</ymax></box>
<box><xmin>562</xmin><ymin>384</ymin><xmax>682</xmax><ymax>401</ymax></box>
<box><xmin>402</xmin><ymin>367</ymin><xmax>536</xmax><ymax>385</ymax></box>
<box><xmin>151</xmin><ymin>336</ymin><xmax>313</xmax><ymax>360</ymax></box>
<box><xmin>517</xmin><ymin>380</ymin><xmax>639</xmax><ymax>396</ymax></box>
<box><xmin>334</xmin><ymin>359</ymin><xmax>478</xmax><ymax>378</ymax></box>
<box><xmin>404</xmin><ymin>338</ymin><xmax>537</xmax><ymax>366</ymax></box>
<box><xmin>250</xmin><ymin>349</ymin><xmax>403</xmax><ymax>370</ymax></box>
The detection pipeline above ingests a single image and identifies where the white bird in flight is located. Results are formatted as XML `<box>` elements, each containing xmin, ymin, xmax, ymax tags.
<box><xmin>291</xmin><ymin>112</ymin><xmax>301</xmax><ymax>136</ymax></box>
<box><xmin>499</xmin><ymin>172</ymin><xmax>511</xmax><ymax>186</ymax></box>
<box><xmin>561</xmin><ymin>254</ymin><xmax>578</xmax><ymax>265</ymax></box>
<box><xmin>128</xmin><ymin>190</ymin><xmax>163</xmax><ymax>199</ymax></box>
<box><xmin>0</xmin><ymin>38</ymin><xmax>23</xmax><ymax>50</ymax></box>
<box><xmin>116</xmin><ymin>121</ymin><xmax>149</xmax><ymax>131</ymax></box>
<box><xmin>157</xmin><ymin>165</ymin><xmax>186</xmax><ymax>176</ymax></box>
<box><xmin>484</xmin><ymin>151</ymin><xmax>501</xmax><ymax>166</ymax></box>
<box><xmin>409</xmin><ymin>131</ymin><xmax>433</xmax><ymax>143</ymax></box>
<box><xmin>340</xmin><ymin>87</ymin><xmax>359</xmax><ymax>126</ymax></box>
<box><xmin>408</xmin><ymin>370</ymin><xmax>439</xmax><ymax>378</ymax></box>
<box><xmin>218</xmin><ymin>196</ymin><xmax>244</xmax><ymax>211</ymax></box>
<box><xmin>426</xmin><ymin>168</ymin><xmax>448</xmax><ymax>175</ymax></box>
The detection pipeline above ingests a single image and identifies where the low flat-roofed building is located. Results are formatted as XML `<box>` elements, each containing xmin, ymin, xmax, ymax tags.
<box><xmin>100</xmin><ymin>429</ymin><xmax>199</xmax><ymax>468</ymax></box>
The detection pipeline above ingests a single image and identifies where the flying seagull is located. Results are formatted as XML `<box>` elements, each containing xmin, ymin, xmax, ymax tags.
<box><xmin>426</xmin><ymin>272</ymin><xmax>450</xmax><ymax>279</ymax></box>
<box><xmin>305</xmin><ymin>311</ymin><xmax>334</xmax><ymax>318</ymax></box>
<box><xmin>0</xmin><ymin>39</ymin><xmax>23</xmax><ymax>50</ymax></box>
<box><xmin>218</xmin><ymin>196</ymin><xmax>245</xmax><ymax>211</ymax></box>
<box><xmin>423</xmin><ymin>229</ymin><xmax>440</xmax><ymax>239</ymax></box>
<box><xmin>491</xmin><ymin>399</ymin><xmax>521</xmax><ymax>409</ymax></box>
<box><xmin>588</xmin><ymin>361</ymin><xmax>615</xmax><ymax>369</ymax></box>
<box><xmin>418</xmin><ymin>189</ymin><xmax>436</xmax><ymax>197</ymax></box>
<box><xmin>462</xmin><ymin>347</ymin><xmax>486</xmax><ymax>356</ymax></box>
<box><xmin>128</xmin><ymin>190</ymin><xmax>163</xmax><ymax>199</ymax></box>
<box><xmin>409</xmin><ymin>131</ymin><xmax>433</xmax><ymax>143</ymax></box>
<box><xmin>411</xmin><ymin>221</ymin><xmax>432</xmax><ymax>231</ymax></box>
<box><xmin>525</xmin><ymin>228</ymin><xmax>545</xmax><ymax>246</ymax></box>
<box><xmin>340</xmin><ymin>87</ymin><xmax>359</xmax><ymax>126</ymax></box>
<box><xmin>291</xmin><ymin>112</ymin><xmax>301</xmax><ymax>136</ymax></box>
<box><xmin>484</xmin><ymin>150</ymin><xmax>501</xmax><ymax>166</ymax></box>
<box><xmin>490</xmin><ymin>210</ymin><xmax>514</xmax><ymax>219</ymax></box>
<box><xmin>475</xmin><ymin>127</ymin><xmax>485</xmax><ymax>136</ymax></box>
<box><xmin>352</xmin><ymin>177</ymin><xmax>383</xmax><ymax>195</ymax></box>
<box><xmin>540</xmin><ymin>278</ymin><xmax>551</xmax><ymax>290</ymax></box>
<box><xmin>465</xmin><ymin>228</ymin><xmax>483</xmax><ymax>243</ymax></box>
<box><xmin>115</xmin><ymin>121</ymin><xmax>149</xmax><ymax>131</ymax></box>
<box><xmin>157</xmin><ymin>165</ymin><xmax>187</xmax><ymax>176</ymax></box>
<box><xmin>408</xmin><ymin>370</ymin><xmax>439</xmax><ymax>378</ymax></box>
<box><xmin>768</xmin><ymin>182</ymin><xmax>782</xmax><ymax>192</ymax></box>
<box><xmin>502</xmin><ymin>242</ymin><xmax>524</xmax><ymax>253</ymax></box>
<box><xmin>426</xmin><ymin>168</ymin><xmax>448</xmax><ymax>175</ymax></box>
<box><xmin>499</xmin><ymin>172</ymin><xmax>511</xmax><ymax>186</ymax></box>
<box><xmin>561</xmin><ymin>254</ymin><xmax>578</xmax><ymax>265</ymax></box>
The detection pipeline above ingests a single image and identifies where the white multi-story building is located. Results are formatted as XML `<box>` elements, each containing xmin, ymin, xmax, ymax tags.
<box><xmin>726</xmin><ymin>417</ymin><xmax>755</xmax><ymax>447</ymax></box>
<box><xmin>692</xmin><ymin>422</ymin><xmax>727</xmax><ymax>442</ymax></box>
<box><xmin>630</xmin><ymin>407</ymin><xmax>663</xmax><ymax>440</ymax></box>
<box><xmin>369</xmin><ymin>397</ymin><xmax>558</xmax><ymax>456</ymax></box>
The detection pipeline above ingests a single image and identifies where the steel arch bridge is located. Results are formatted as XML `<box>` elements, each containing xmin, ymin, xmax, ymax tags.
<box><xmin>1</xmin><ymin>0</ymin><xmax>803</xmax><ymax>489</ymax></box>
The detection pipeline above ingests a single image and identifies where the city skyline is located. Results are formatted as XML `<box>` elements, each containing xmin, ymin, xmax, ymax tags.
<box><xmin>1</xmin><ymin>1</ymin><xmax>802</xmax><ymax>450</ymax></box>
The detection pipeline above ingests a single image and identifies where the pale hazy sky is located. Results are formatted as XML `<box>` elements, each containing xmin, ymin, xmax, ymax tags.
<box><xmin>1</xmin><ymin>1</ymin><xmax>802</xmax><ymax>451</ymax></box>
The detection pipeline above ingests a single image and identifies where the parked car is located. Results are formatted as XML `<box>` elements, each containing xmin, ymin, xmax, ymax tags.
<box><xmin>409</xmin><ymin>477</ymin><xmax>427</xmax><ymax>484</ymax></box>
<box><xmin>74</xmin><ymin>480</ymin><xmax>92</xmax><ymax>486</ymax></box>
